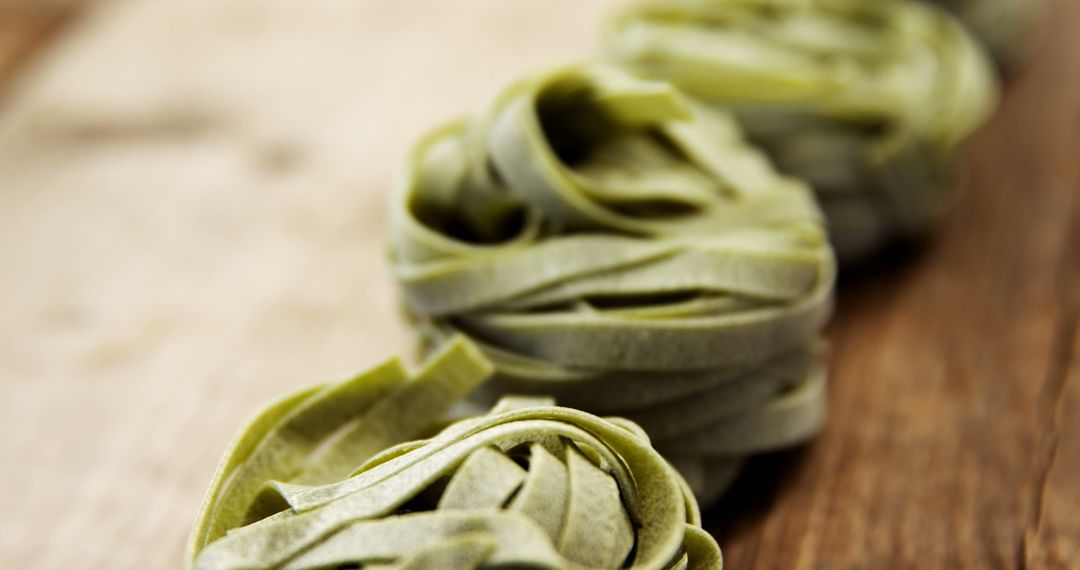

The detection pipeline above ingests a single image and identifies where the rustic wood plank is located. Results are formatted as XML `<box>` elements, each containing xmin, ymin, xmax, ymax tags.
<box><xmin>708</xmin><ymin>0</ymin><xmax>1080</xmax><ymax>567</ymax></box>
<box><xmin>1023</xmin><ymin>119</ymin><xmax>1080</xmax><ymax>569</ymax></box>
<box><xmin>0</xmin><ymin>1</ymin><xmax>617</xmax><ymax>568</ymax></box>
<box><xmin>0</xmin><ymin>0</ymin><xmax>1075</xmax><ymax>569</ymax></box>
<box><xmin>1025</xmin><ymin>323</ymin><xmax>1080</xmax><ymax>569</ymax></box>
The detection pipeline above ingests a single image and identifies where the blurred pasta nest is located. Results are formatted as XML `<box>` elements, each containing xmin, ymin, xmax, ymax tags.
<box><xmin>389</xmin><ymin>64</ymin><xmax>835</xmax><ymax>503</ymax></box>
<box><xmin>930</xmin><ymin>0</ymin><xmax>1039</xmax><ymax>66</ymax></box>
<box><xmin>187</xmin><ymin>338</ymin><xmax>722</xmax><ymax>569</ymax></box>
<box><xmin>605</xmin><ymin>0</ymin><xmax>999</xmax><ymax>261</ymax></box>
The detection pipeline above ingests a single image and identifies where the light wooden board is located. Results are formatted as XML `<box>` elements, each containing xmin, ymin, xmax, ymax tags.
<box><xmin>0</xmin><ymin>0</ymin><xmax>1075</xmax><ymax>568</ymax></box>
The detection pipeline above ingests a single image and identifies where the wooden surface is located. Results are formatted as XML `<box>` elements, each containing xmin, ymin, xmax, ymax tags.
<box><xmin>0</xmin><ymin>0</ymin><xmax>1075</xmax><ymax>568</ymax></box>
<box><xmin>0</xmin><ymin>2</ymin><xmax>79</xmax><ymax>97</ymax></box>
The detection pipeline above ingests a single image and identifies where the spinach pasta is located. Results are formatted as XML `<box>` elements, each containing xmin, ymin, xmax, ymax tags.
<box><xmin>187</xmin><ymin>337</ymin><xmax>721</xmax><ymax>569</ymax></box>
<box><xmin>605</xmin><ymin>0</ymin><xmax>998</xmax><ymax>261</ymax></box>
<box><xmin>930</xmin><ymin>0</ymin><xmax>1039</xmax><ymax>66</ymax></box>
<box><xmin>389</xmin><ymin>65</ymin><xmax>834</xmax><ymax>503</ymax></box>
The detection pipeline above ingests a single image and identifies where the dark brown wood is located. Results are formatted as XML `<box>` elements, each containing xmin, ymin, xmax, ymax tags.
<box><xmin>706</xmin><ymin>0</ymin><xmax>1080</xmax><ymax>567</ymax></box>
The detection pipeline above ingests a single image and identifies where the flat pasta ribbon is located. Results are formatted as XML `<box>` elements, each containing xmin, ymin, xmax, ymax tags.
<box><xmin>389</xmin><ymin>64</ymin><xmax>834</xmax><ymax>504</ymax></box>
<box><xmin>605</xmin><ymin>0</ymin><xmax>999</xmax><ymax>261</ymax></box>
<box><xmin>187</xmin><ymin>337</ymin><xmax>721</xmax><ymax>569</ymax></box>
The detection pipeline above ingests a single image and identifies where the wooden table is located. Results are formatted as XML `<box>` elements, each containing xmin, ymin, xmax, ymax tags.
<box><xmin>1</xmin><ymin>0</ymin><xmax>1075</xmax><ymax>568</ymax></box>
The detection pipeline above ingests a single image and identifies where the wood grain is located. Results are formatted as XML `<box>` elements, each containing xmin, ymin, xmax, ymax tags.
<box><xmin>709</xmin><ymin>0</ymin><xmax>1080</xmax><ymax>566</ymax></box>
<box><xmin>0</xmin><ymin>0</ymin><xmax>1075</xmax><ymax>568</ymax></box>
<box><xmin>0</xmin><ymin>2</ymin><xmax>80</xmax><ymax>101</ymax></box>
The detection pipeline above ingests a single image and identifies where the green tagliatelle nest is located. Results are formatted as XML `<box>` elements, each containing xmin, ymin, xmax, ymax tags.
<box><xmin>605</xmin><ymin>0</ymin><xmax>999</xmax><ymax>261</ymax></box>
<box><xmin>187</xmin><ymin>338</ymin><xmax>721</xmax><ymax>569</ymax></box>
<box><xmin>389</xmin><ymin>64</ymin><xmax>834</xmax><ymax>503</ymax></box>
<box><xmin>930</xmin><ymin>0</ymin><xmax>1039</xmax><ymax>66</ymax></box>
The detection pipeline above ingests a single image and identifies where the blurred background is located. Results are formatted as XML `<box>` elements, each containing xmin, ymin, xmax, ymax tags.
<box><xmin>0</xmin><ymin>0</ymin><xmax>1075</xmax><ymax>568</ymax></box>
